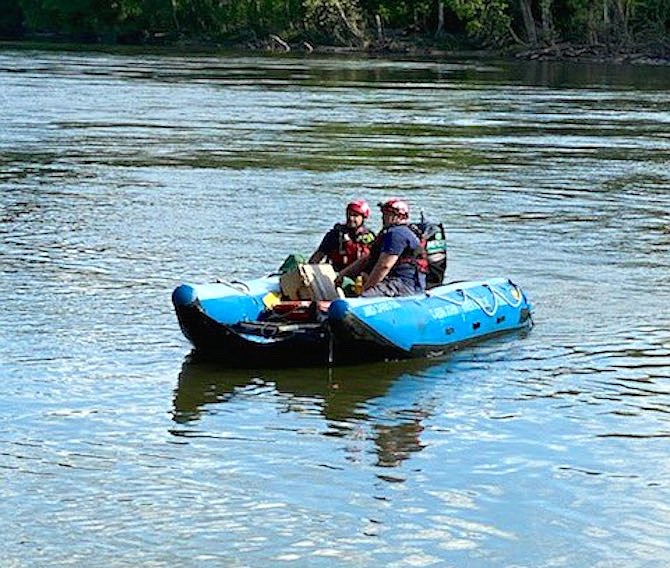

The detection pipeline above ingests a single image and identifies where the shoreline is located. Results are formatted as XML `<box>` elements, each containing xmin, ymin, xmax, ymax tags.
<box><xmin>512</xmin><ymin>42</ymin><xmax>670</xmax><ymax>66</ymax></box>
<box><xmin>2</xmin><ymin>36</ymin><xmax>669</xmax><ymax>66</ymax></box>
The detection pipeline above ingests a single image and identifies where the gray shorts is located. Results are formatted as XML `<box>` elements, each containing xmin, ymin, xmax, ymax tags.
<box><xmin>361</xmin><ymin>278</ymin><xmax>423</xmax><ymax>298</ymax></box>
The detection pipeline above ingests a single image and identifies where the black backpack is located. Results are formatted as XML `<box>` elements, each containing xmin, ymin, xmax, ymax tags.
<box><xmin>410</xmin><ymin>217</ymin><xmax>447</xmax><ymax>289</ymax></box>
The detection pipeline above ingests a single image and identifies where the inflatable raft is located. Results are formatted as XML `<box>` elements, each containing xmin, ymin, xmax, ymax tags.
<box><xmin>172</xmin><ymin>275</ymin><xmax>533</xmax><ymax>366</ymax></box>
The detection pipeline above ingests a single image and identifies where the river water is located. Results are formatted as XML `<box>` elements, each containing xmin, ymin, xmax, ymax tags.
<box><xmin>1</xmin><ymin>47</ymin><xmax>669</xmax><ymax>566</ymax></box>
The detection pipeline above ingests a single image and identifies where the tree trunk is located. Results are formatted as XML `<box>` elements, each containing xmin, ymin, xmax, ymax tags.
<box><xmin>270</xmin><ymin>34</ymin><xmax>290</xmax><ymax>51</ymax></box>
<box><xmin>170</xmin><ymin>0</ymin><xmax>180</xmax><ymax>34</ymax></box>
<box><xmin>615</xmin><ymin>0</ymin><xmax>631</xmax><ymax>42</ymax></box>
<box><xmin>519</xmin><ymin>0</ymin><xmax>537</xmax><ymax>46</ymax></box>
<box><xmin>436</xmin><ymin>2</ymin><xmax>445</xmax><ymax>37</ymax></box>
<box><xmin>375</xmin><ymin>13</ymin><xmax>383</xmax><ymax>41</ymax></box>
<box><xmin>539</xmin><ymin>0</ymin><xmax>554</xmax><ymax>45</ymax></box>
<box><xmin>333</xmin><ymin>0</ymin><xmax>363</xmax><ymax>40</ymax></box>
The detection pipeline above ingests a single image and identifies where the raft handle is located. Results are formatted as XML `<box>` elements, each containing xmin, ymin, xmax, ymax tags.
<box><xmin>429</xmin><ymin>282</ymin><xmax>523</xmax><ymax>315</ymax></box>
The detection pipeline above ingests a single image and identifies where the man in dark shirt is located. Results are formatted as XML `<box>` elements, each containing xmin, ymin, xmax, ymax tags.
<box><xmin>308</xmin><ymin>199</ymin><xmax>375</xmax><ymax>272</ymax></box>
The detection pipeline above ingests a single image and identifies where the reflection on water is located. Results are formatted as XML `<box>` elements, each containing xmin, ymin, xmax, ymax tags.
<box><xmin>173</xmin><ymin>356</ymin><xmax>440</xmax><ymax>470</ymax></box>
<box><xmin>2</xmin><ymin>48</ymin><xmax>670</xmax><ymax>566</ymax></box>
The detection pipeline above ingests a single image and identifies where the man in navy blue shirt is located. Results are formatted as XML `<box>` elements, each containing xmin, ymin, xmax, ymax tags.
<box><xmin>337</xmin><ymin>199</ymin><xmax>427</xmax><ymax>297</ymax></box>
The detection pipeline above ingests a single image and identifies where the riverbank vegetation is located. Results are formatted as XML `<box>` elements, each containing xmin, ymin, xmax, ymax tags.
<box><xmin>1</xmin><ymin>1</ymin><xmax>668</xmax><ymax>60</ymax></box>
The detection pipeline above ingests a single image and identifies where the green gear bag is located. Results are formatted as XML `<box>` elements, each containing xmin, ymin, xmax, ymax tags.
<box><xmin>278</xmin><ymin>253</ymin><xmax>308</xmax><ymax>275</ymax></box>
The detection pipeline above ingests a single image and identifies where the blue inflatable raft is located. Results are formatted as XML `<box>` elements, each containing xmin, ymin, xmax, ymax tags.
<box><xmin>172</xmin><ymin>276</ymin><xmax>533</xmax><ymax>366</ymax></box>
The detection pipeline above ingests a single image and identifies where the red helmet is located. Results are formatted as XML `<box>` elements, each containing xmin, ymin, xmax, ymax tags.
<box><xmin>379</xmin><ymin>198</ymin><xmax>410</xmax><ymax>219</ymax></box>
<box><xmin>346</xmin><ymin>199</ymin><xmax>371</xmax><ymax>219</ymax></box>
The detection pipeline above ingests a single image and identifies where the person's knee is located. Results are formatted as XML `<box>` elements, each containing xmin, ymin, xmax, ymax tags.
<box><xmin>361</xmin><ymin>286</ymin><xmax>385</xmax><ymax>298</ymax></box>
<box><xmin>361</xmin><ymin>279</ymin><xmax>405</xmax><ymax>297</ymax></box>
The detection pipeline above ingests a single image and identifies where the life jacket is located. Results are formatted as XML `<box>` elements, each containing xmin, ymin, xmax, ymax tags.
<box><xmin>400</xmin><ymin>224</ymin><xmax>430</xmax><ymax>274</ymax></box>
<box><xmin>328</xmin><ymin>223</ymin><xmax>375</xmax><ymax>270</ymax></box>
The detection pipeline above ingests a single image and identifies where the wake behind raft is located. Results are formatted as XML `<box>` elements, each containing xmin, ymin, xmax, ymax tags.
<box><xmin>172</xmin><ymin>264</ymin><xmax>533</xmax><ymax>367</ymax></box>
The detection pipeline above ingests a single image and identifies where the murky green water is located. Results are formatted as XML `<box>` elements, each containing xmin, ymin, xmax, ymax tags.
<box><xmin>2</xmin><ymin>47</ymin><xmax>670</xmax><ymax>566</ymax></box>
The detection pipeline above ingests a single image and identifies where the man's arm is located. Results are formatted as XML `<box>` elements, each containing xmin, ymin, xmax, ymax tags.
<box><xmin>309</xmin><ymin>229</ymin><xmax>336</xmax><ymax>264</ymax></box>
<box><xmin>335</xmin><ymin>253</ymin><xmax>370</xmax><ymax>285</ymax></box>
<box><xmin>363</xmin><ymin>253</ymin><xmax>398</xmax><ymax>291</ymax></box>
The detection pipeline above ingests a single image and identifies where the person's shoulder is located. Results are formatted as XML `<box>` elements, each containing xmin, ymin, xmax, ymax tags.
<box><xmin>318</xmin><ymin>226</ymin><xmax>340</xmax><ymax>249</ymax></box>
<box><xmin>384</xmin><ymin>225</ymin><xmax>411</xmax><ymax>247</ymax></box>
<box><xmin>325</xmin><ymin>224</ymin><xmax>345</xmax><ymax>236</ymax></box>
<box><xmin>391</xmin><ymin>223</ymin><xmax>413</xmax><ymax>235</ymax></box>
<box><xmin>395</xmin><ymin>223</ymin><xmax>419</xmax><ymax>242</ymax></box>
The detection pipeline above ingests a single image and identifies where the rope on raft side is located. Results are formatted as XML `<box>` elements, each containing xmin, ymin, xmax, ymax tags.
<box><xmin>428</xmin><ymin>282</ymin><xmax>523</xmax><ymax>316</ymax></box>
<box><xmin>214</xmin><ymin>279</ymin><xmax>253</xmax><ymax>294</ymax></box>
<box><xmin>467</xmin><ymin>285</ymin><xmax>498</xmax><ymax>316</ymax></box>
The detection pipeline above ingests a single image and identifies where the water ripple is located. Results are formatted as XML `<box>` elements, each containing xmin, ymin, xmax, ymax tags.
<box><xmin>3</xmin><ymin>49</ymin><xmax>670</xmax><ymax>567</ymax></box>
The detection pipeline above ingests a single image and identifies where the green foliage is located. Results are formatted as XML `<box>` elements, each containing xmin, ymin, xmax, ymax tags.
<box><xmin>18</xmin><ymin>0</ymin><xmax>155</xmax><ymax>40</ymax></box>
<box><xmin>447</xmin><ymin>0</ymin><xmax>511</xmax><ymax>46</ymax></box>
<box><xmin>550</xmin><ymin>0</ymin><xmax>670</xmax><ymax>46</ymax></box>
<box><xmin>358</xmin><ymin>0</ymin><xmax>433</xmax><ymax>30</ymax></box>
<box><xmin>303</xmin><ymin>0</ymin><xmax>366</xmax><ymax>45</ymax></box>
<box><xmin>169</xmin><ymin>0</ymin><xmax>306</xmax><ymax>39</ymax></box>
<box><xmin>562</xmin><ymin>0</ymin><xmax>621</xmax><ymax>43</ymax></box>
<box><xmin>6</xmin><ymin>0</ymin><xmax>670</xmax><ymax>50</ymax></box>
<box><xmin>635</xmin><ymin>0</ymin><xmax>670</xmax><ymax>41</ymax></box>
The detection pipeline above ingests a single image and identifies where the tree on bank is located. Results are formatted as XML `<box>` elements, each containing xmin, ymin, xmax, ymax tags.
<box><xmin>1</xmin><ymin>0</ymin><xmax>668</xmax><ymax>54</ymax></box>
